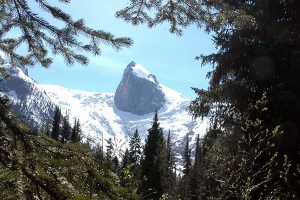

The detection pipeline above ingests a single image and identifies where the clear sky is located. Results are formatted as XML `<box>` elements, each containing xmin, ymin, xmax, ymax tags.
<box><xmin>28</xmin><ymin>0</ymin><xmax>216</xmax><ymax>98</ymax></box>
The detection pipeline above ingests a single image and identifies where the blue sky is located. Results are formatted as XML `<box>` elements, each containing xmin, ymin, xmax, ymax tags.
<box><xmin>28</xmin><ymin>0</ymin><xmax>216</xmax><ymax>98</ymax></box>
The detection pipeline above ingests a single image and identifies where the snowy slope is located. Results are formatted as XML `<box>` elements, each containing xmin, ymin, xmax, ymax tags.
<box><xmin>0</xmin><ymin>63</ymin><xmax>55</xmax><ymax>128</ymax></box>
<box><xmin>40</xmin><ymin>85</ymin><xmax>127</xmax><ymax>143</ymax></box>
<box><xmin>131</xmin><ymin>63</ymin><xmax>156</xmax><ymax>83</ymax></box>
<box><xmin>41</xmin><ymin>83</ymin><xmax>209</xmax><ymax>160</ymax></box>
<box><xmin>1</xmin><ymin>60</ymin><xmax>209</xmax><ymax>168</ymax></box>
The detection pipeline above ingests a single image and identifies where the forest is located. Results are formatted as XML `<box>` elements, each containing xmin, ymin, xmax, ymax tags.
<box><xmin>0</xmin><ymin>0</ymin><xmax>300</xmax><ymax>199</ymax></box>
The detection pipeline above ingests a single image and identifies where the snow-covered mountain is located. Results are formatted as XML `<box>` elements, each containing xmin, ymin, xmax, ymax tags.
<box><xmin>41</xmin><ymin>62</ymin><xmax>209</xmax><ymax>158</ymax></box>
<box><xmin>0</xmin><ymin>60</ymin><xmax>208</xmax><ymax>163</ymax></box>
<box><xmin>0</xmin><ymin>63</ymin><xmax>55</xmax><ymax>128</ymax></box>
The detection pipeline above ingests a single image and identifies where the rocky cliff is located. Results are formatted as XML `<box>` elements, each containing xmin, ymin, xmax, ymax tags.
<box><xmin>114</xmin><ymin>61</ymin><xmax>166</xmax><ymax>115</ymax></box>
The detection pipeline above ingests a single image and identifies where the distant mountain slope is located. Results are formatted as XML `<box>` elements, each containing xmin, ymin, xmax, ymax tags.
<box><xmin>0</xmin><ymin>63</ymin><xmax>55</xmax><ymax>128</ymax></box>
<box><xmin>1</xmin><ymin>61</ymin><xmax>208</xmax><ymax>164</ymax></box>
<box><xmin>41</xmin><ymin>62</ymin><xmax>209</xmax><ymax>158</ymax></box>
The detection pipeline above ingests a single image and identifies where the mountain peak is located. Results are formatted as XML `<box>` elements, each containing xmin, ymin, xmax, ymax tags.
<box><xmin>114</xmin><ymin>62</ymin><xmax>165</xmax><ymax>115</ymax></box>
<box><xmin>124</xmin><ymin>61</ymin><xmax>158</xmax><ymax>83</ymax></box>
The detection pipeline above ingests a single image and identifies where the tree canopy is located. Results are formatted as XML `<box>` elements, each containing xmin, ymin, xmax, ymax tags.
<box><xmin>0</xmin><ymin>1</ymin><xmax>136</xmax><ymax>198</ymax></box>
<box><xmin>0</xmin><ymin>0</ymin><xmax>133</xmax><ymax>67</ymax></box>
<box><xmin>1</xmin><ymin>0</ymin><xmax>300</xmax><ymax>199</ymax></box>
<box><xmin>117</xmin><ymin>0</ymin><xmax>299</xmax><ymax>119</ymax></box>
<box><xmin>117</xmin><ymin>0</ymin><xmax>300</xmax><ymax>198</ymax></box>
<box><xmin>117</xmin><ymin>0</ymin><xmax>300</xmax><ymax>154</ymax></box>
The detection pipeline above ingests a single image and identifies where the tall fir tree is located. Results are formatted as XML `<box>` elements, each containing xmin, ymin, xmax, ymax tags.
<box><xmin>51</xmin><ymin>106</ymin><xmax>61</xmax><ymax>141</ymax></box>
<box><xmin>117</xmin><ymin>1</ymin><xmax>300</xmax><ymax>197</ymax></box>
<box><xmin>112</xmin><ymin>156</ymin><xmax>120</xmax><ymax>173</ymax></box>
<box><xmin>165</xmin><ymin>130</ymin><xmax>178</xmax><ymax>199</ymax></box>
<box><xmin>0</xmin><ymin>1</ymin><xmax>136</xmax><ymax>199</ymax></box>
<box><xmin>70</xmin><ymin>118</ymin><xmax>81</xmax><ymax>143</ymax></box>
<box><xmin>60</xmin><ymin>111</ymin><xmax>71</xmax><ymax>143</ymax></box>
<box><xmin>166</xmin><ymin>130</ymin><xmax>172</xmax><ymax>167</ymax></box>
<box><xmin>129</xmin><ymin>129</ymin><xmax>142</xmax><ymax>165</ymax></box>
<box><xmin>121</xmin><ymin>148</ymin><xmax>131</xmax><ymax>170</ymax></box>
<box><xmin>140</xmin><ymin>111</ymin><xmax>168</xmax><ymax>199</ymax></box>
<box><xmin>183</xmin><ymin>136</ymin><xmax>191</xmax><ymax>176</ymax></box>
<box><xmin>105</xmin><ymin>138</ymin><xmax>114</xmax><ymax>167</ymax></box>
<box><xmin>189</xmin><ymin>134</ymin><xmax>203</xmax><ymax>200</ymax></box>
<box><xmin>120</xmin><ymin>148</ymin><xmax>130</xmax><ymax>186</ymax></box>
<box><xmin>181</xmin><ymin>135</ymin><xmax>192</xmax><ymax>199</ymax></box>
<box><xmin>44</xmin><ymin>117</ymin><xmax>51</xmax><ymax>137</ymax></box>
<box><xmin>0</xmin><ymin>95</ymin><xmax>139</xmax><ymax>199</ymax></box>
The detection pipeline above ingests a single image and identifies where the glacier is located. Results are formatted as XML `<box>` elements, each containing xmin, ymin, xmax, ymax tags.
<box><xmin>0</xmin><ymin>61</ymin><xmax>209</xmax><ymax>168</ymax></box>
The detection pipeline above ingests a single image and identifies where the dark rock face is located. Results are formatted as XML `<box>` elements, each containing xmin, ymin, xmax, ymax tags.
<box><xmin>114</xmin><ymin>62</ymin><xmax>166</xmax><ymax>115</ymax></box>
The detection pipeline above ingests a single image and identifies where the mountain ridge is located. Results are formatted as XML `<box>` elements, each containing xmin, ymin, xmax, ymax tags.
<box><xmin>0</xmin><ymin>61</ymin><xmax>208</xmax><ymax>165</ymax></box>
<box><xmin>0</xmin><ymin>63</ymin><xmax>55</xmax><ymax>128</ymax></box>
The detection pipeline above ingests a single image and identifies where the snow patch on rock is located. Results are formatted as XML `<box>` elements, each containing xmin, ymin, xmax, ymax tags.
<box><xmin>132</xmin><ymin>63</ymin><xmax>156</xmax><ymax>83</ymax></box>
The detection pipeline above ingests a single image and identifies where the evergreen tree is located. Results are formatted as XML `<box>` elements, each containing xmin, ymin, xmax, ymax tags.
<box><xmin>165</xmin><ymin>130</ymin><xmax>178</xmax><ymax>199</ymax></box>
<box><xmin>93</xmin><ymin>144</ymin><xmax>104</xmax><ymax>162</ymax></box>
<box><xmin>112</xmin><ymin>156</ymin><xmax>120</xmax><ymax>173</ymax></box>
<box><xmin>140</xmin><ymin>111</ymin><xmax>168</xmax><ymax>199</ymax></box>
<box><xmin>189</xmin><ymin>134</ymin><xmax>203</xmax><ymax>200</ymax></box>
<box><xmin>181</xmin><ymin>135</ymin><xmax>191</xmax><ymax>199</ymax></box>
<box><xmin>120</xmin><ymin>148</ymin><xmax>131</xmax><ymax>186</ymax></box>
<box><xmin>105</xmin><ymin>138</ymin><xmax>114</xmax><ymax>167</ymax></box>
<box><xmin>51</xmin><ymin>106</ymin><xmax>61</xmax><ymax>141</ymax></box>
<box><xmin>44</xmin><ymin>117</ymin><xmax>51</xmax><ymax>137</ymax></box>
<box><xmin>92</xmin><ymin>143</ymin><xmax>108</xmax><ymax>176</ymax></box>
<box><xmin>71</xmin><ymin>118</ymin><xmax>81</xmax><ymax>143</ymax></box>
<box><xmin>122</xmin><ymin>148</ymin><xmax>131</xmax><ymax>170</ymax></box>
<box><xmin>117</xmin><ymin>1</ymin><xmax>300</xmax><ymax>197</ymax></box>
<box><xmin>128</xmin><ymin>130</ymin><xmax>143</xmax><ymax>192</ymax></box>
<box><xmin>183</xmin><ymin>136</ymin><xmax>191</xmax><ymax>176</ymax></box>
<box><xmin>129</xmin><ymin>129</ymin><xmax>142</xmax><ymax>165</ymax></box>
<box><xmin>0</xmin><ymin>96</ymin><xmax>139</xmax><ymax>199</ymax></box>
<box><xmin>193</xmin><ymin>135</ymin><xmax>202</xmax><ymax>172</ymax></box>
<box><xmin>0</xmin><ymin>1</ymin><xmax>137</xmax><ymax>199</ymax></box>
<box><xmin>166</xmin><ymin>130</ymin><xmax>172</xmax><ymax>167</ymax></box>
<box><xmin>61</xmin><ymin>111</ymin><xmax>71</xmax><ymax>143</ymax></box>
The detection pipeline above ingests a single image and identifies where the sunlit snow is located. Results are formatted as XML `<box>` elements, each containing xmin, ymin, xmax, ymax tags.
<box><xmin>41</xmin><ymin>83</ymin><xmax>209</xmax><ymax>163</ymax></box>
<box><xmin>131</xmin><ymin>63</ymin><xmax>156</xmax><ymax>83</ymax></box>
<box><xmin>2</xmin><ymin>62</ymin><xmax>209</xmax><ymax>170</ymax></box>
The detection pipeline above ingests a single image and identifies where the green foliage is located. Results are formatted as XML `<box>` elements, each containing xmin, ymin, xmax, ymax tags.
<box><xmin>117</xmin><ymin>1</ymin><xmax>300</xmax><ymax>198</ymax></box>
<box><xmin>0</xmin><ymin>96</ymin><xmax>139</xmax><ymax>199</ymax></box>
<box><xmin>164</xmin><ymin>130</ymin><xmax>178</xmax><ymax>199</ymax></box>
<box><xmin>71</xmin><ymin>118</ymin><xmax>81</xmax><ymax>143</ymax></box>
<box><xmin>0</xmin><ymin>1</ymin><xmax>139</xmax><ymax>199</ymax></box>
<box><xmin>0</xmin><ymin>0</ymin><xmax>133</xmax><ymax>67</ymax></box>
<box><xmin>159</xmin><ymin>193</ymin><xmax>171</xmax><ymax>200</ymax></box>
<box><xmin>189</xmin><ymin>94</ymin><xmax>298</xmax><ymax>199</ymax></box>
<box><xmin>51</xmin><ymin>106</ymin><xmax>61</xmax><ymax>141</ymax></box>
<box><xmin>180</xmin><ymin>136</ymin><xmax>191</xmax><ymax>199</ymax></box>
<box><xmin>188</xmin><ymin>134</ymin><xmax>203</xmax><ymax>200</ymax></box>
<box><xmin>120</xmin><ymin>163</ymin><xmax>140</xmax><ymax>192</ymax></box>
<box><xmin>182</xmin><ymin>136</ymin><xmax>191</xmax><ymax>176</ymax></box>
<box><xmin>129</xmin><ymin>129</ymin><xmax>142</xmax><ymax>165</ymax></box>
<box><xmin>1</xmin><ymin>1</ymin><xmax>300</xmax><ymax>198</ymax></box>
<box><xmin>106</xmin><ymin>137</ymin><xmax>114</xmax><ymax>164</ymax></box>
<box><xmin>140</xmin><ymin>111</ymin><xmax>170</xmax><ymax>199</ymax></box>
<box><xmin>61</xmin><ymin>110</ymin><xmax>71</xmax><ymax>143</ymax></box>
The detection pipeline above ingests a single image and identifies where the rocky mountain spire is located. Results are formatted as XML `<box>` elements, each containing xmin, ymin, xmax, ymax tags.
<box><xmin>114</xmin><ymin>62</ymin><xmax>166</xmax><ymax>115</ymax></box>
